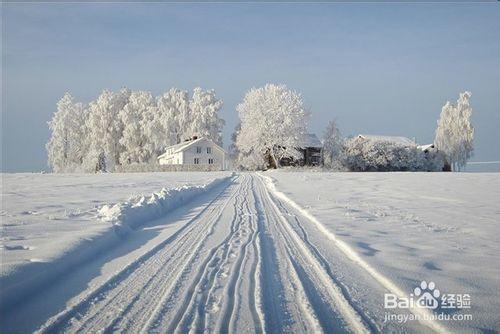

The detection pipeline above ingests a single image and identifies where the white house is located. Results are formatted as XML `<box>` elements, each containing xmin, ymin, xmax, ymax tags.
<box><xmin>157</xmin><ymin>137</ymin><xmax>226</xmax><ymax>170</ymax></box>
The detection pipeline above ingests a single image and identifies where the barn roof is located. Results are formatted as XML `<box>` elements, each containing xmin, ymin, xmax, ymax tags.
<box><xmin>300</xmin><ymin>133</ymin><xmax>322</xmax><ymax>148</ymax></box>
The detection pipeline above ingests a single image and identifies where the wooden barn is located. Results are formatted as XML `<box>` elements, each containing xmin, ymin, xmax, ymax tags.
<box><xmin>278</xmin><ymin>133</ymin><xmax>322</xmax><ymax>167</ymax></box>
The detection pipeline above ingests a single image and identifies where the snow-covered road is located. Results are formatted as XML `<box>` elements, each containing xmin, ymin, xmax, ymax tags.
<box><xmin>2</xmin><ymin>173</ymin><xmax>490</xmax><ymax>333</ymax></box>
<box><xmin>30</xmin><ymin>173</ymin><xmax>375</xmax><ymax>333</ymax></box>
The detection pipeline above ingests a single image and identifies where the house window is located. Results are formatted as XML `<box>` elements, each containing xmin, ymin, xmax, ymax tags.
<box><xmin>196</xmin><ymin>146</ymin><xmax>202</xmax><ymax>154</ymax></box>
<box><xmin>194</xmin><ymin>158</ymin><xmax>200</xmax><ymax>165</ymax></box>
<box><xmin>208</xmin><ymin>158</ymin><xmax>214</xmax><ymax>165</ymax></box>
<box><xmin>207</xmin><ymin>147</ymin><xmax>212</xmax><ymax>154</ymax></box>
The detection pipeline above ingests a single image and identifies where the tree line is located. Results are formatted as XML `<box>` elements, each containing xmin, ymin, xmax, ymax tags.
<box><xmin>47</xmin><ymin>84</ymin><xmax>474</xmax><ymax>172</ymax></box>
<box><xmin>229</xmin><ymin>86</ymin><xmax>474</xmax><ymax>172</ymax></box>
<box><xmin>46</xmin><ymin>88</ymin><xmax>224</xmax><ymax>172</ymax></box>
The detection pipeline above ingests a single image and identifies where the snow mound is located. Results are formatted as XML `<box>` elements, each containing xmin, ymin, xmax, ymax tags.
<box><xmin>99</xmin><ymin>175</ymin><xmax>232</xmax><ymax>230</ymax></box>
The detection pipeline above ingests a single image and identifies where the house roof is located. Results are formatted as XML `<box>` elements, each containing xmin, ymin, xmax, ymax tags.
<box><xmin>157</xmin><ymin>137</ymin><xmax>225</xmax><ymax>159</ymax></box>
<box><xmin>300</xmin><ymin>133</ymin><xmax>322</xmax><ymax>148</ymax></box>
<box><xmin>418</xmin><ymin>144</ymin><xmax>435</xmax><ymax>151</ymax></box>
<box><xmin>357</xmin><ymin>134</ymin><xmax>416</xmax><ymax>146</ymax></box>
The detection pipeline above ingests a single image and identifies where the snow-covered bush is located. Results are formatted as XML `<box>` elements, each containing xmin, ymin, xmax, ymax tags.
<box><xmin>46</xmin><ymin>87</ymin><xmax>225</xmax><ymax>173</ymax></box>
<box><xmin>435</xmin><ymin>91</ymin><xmax>474</xmax><ymax>171</ymax></box>
<box><xmin>422</xmin><ymin>149</ymin><xmax>446</xmax><ymax>172</ymax></box>
<box><xmin>234</xmin><ymin>84</ymin><xmax>309</xmax><ymax>170</ymax></box>
<box><xmin>344</xmin><ymin>137</ymin><xmax>432</xmax><ymax>172</ymax></box>
<box><xmin>322</xmin><ymin>121</ymin><xmax>345</xmax><ymax>170</ymax></box>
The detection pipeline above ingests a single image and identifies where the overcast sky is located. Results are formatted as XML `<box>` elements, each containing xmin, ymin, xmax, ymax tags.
<box><xmin>3</xmin><ymin>3</ymin><xmax>499</xmax><ymax>172</ymax></box>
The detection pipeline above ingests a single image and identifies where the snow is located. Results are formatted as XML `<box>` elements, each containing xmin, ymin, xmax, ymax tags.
<box><xmin>1</xmin><ymin>171</ymin><xmax>498</xmax><ymax>333</ymax></box>
<box><xmin>157</xmin><ymin>137</ymin><xmax>205</xmax><ymax>158</ymax></box>
<box><xmin>357</xmin><ymin>134</ymin><xmax>416</xmax><ymax>146</ymax></box>
<box><xmin>265</xmin><ymin>170</ymin><xmax>500</xmax><ymax>333</ymax></box>
<box><xmin>0</xmin><ymin>172</ymin><xmax>231</xmax><ymax>316</ymax></box>
<box><xmin>98</xmin><ymin>176</ymin><xmax>231</xmax><ymax>231</ymax></box>
<box><xmin>0</xmin><ymin>172</ymin><xmax>231</xmax><ymax>275</ymax></box>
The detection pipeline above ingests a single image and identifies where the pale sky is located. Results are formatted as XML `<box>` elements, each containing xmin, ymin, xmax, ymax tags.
<box><xmin>3</xmin><ymin>3</ymin><xmax>499</xmax><ymax>172</ymax></box>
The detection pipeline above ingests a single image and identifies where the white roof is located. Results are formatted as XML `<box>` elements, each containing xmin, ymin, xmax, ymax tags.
<box><xmin>418</xmin><ymin>144</ymin><xmax>435</xmax><ymax>151</ymax></box>
<box><xmin>300</xmin><ymin>133</ymin><xmax>322</xmax><ymax>148</ymax></box>
<box><xmin>357</xmin><ymin>134</ymin><xmax>415</xmax><ymax>146</ymax></box>
<box><xmin>157</xmin><ymin>137</ymin><xmax>225</xmax><ymax>159</ymax></box>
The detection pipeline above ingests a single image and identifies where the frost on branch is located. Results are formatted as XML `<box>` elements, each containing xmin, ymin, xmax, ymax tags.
<box><xmin>46</xmin><ymin>93</ymin><xmax>89</xmax><ymax>173</ymax></box>
<box><xmin>322</xmin><ymin>120</ymin><xmax>345</xmax><ymax>170</ymax></box>
<box><xmin>434</xmin><ymin>91</ymin><xmax>474</xmax><ymax>171</ymax></box>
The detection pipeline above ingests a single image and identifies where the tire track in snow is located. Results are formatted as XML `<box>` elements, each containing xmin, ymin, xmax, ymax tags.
<box><xmin>218</xmin><ymin>180</ymin><xmax>258</xmax><ymax>333</ymax></box>
<box><xmin>37</xmin><ymin>175</ymin><xmax>239</xmax><ymax>333</ymax></box>
<box><xmin>255</xmin><ymin>177</ymin><xmax>368</xmax><ymax>333</ymax></box>
<box><xmin>93</xmin><ymin>180</ymin><xmax>241</xmax><ymax>333</ymax></box>
<box><xmin>259</xmin><ymin>173</ymin><xmax>451</xmax><ymax>334</ymax></box>
<box><xmin>34</xmin><ymin>172</ymin><xmax>441</xmax><ymax>333</ymax></box>
<box><xmin>273</xmin><ymin>195</ymin><xmax>380</xmax><ymax>332</ymax></box>
<box><xmin>252</xmin><ymin>184</ymin><xmax>291</xmax><ymax>333</ymax></box>
<box><xmin>112</xmin><ymin>176</ymin><xmax>246</xmax><ymax>333</ymax></box>
<box><xmin>163</xmin><ymin>174</ymin><xmax>262</xmax><ymax>334</ymax></box>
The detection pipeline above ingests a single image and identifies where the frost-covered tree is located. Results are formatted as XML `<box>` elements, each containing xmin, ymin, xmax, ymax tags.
<box><xmin>157</xmin><ymin>88</ymin><xmax>189</xmax><ymax>146</ymax></box>
<box><xmin>119</xmin><ymin>91</ymin><xmax>156</xmax><ymax>165</ymax></box>
<box><xmin>435</xmin><ymin>91</ymin><xmax>474</xmax><ymax>171</ymax></box>
<box><xmin>188</xmin><ymin>87</ymin><xmax>225</xmax><ymax>145</ymax></box>
<box><xmin>46</xmin><ymin>93</ymin><xmax>89</xmax><ymax>172</ymax></box>
<box><xmin>47</xmin><ymin>86</ymin><xmax>226</xmax><ymax>172</ymax></box>
<box><xmin>85</xmin><ymin>88</ymin><xmax>130</xmax><ymax>172</ymax></box>
<box><xmin>235</xmin><ymin>84</ymin><xmax>308</xmax><ymax>170</ymax></box>
<box><xmin>322</xmin><ymin>120</ymin><xmax>345</xmax><ymax>170</ymax></box>
<box><xmin>228</xmin><ymin>123</ymin><xmax>241</xmax><ymax>168</ymax></box>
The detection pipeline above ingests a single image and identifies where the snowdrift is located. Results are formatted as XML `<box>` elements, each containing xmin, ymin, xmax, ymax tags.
<box><xmin>99</xmin><ymin>175</ymin><xmax>232</xmax><ymax>232</ymax></box>
<box><xmin>0</xmin><ymin>174</ymin><xmax>233</xmax><ymax>314</ymax></box>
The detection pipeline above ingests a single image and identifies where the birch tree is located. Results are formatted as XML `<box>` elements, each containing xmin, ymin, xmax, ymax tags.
<box><xmin>85</xmin><ymin>88</ymin><xmax>130</xmax><ymax>172</ymax></box>
<box><xmin>322</xmin><ymin>120</ymin><xmax>345</xmax><ymax>170</ymax></box>
<box><xmin>435</xmin><ymin>91</ymin><xmax>474</xmax><ymax>171</ymax></box>
<box><xmin>46</xmin><ymin>93</ymin><xmax>89</xmax><ymax>172</ymax></box>
<box><xmin>119</xmin><ymin>91</ymin><xmax>156</xmax><ymax>165</ymax></box>
<box><xmin>188</xmin><ymin>87</ymin><xmax>224</xmax><ymax>145</ymax></box>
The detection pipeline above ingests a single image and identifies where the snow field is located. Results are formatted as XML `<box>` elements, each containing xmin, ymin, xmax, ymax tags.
<box><xmin>0</xmin><ymin>172</ymin><xmax>232</xmax><ymax>319</ymax></box>
<box><xmin>266</xmin><ymin>171</ymin><xmax>500</xmax><ymax>333</ymax></box>
<box><xmin>2</xmin><ymin>171</ymin><xmax>498</xmax><ymax>333</ymax></box>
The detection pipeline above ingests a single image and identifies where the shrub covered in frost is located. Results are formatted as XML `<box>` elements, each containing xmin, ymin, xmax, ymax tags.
<box><xmin>343</xmin><ymin>137</ymin><xmax>443</xmax><ymax>172</ymax></box>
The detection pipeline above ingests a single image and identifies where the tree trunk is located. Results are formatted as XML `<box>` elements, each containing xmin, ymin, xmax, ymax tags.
<box><xmin>270</xmin><ymin>150</ymin><xmax>279</xmax><ymax>169</ymax></box>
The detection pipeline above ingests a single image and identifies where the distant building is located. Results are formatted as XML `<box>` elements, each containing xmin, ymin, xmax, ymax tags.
<box><xmin>418</xmin><ymin>143</ymin><xmax>451</xmax><ymax>171</ymax></box>
<box><xmin>157</xmin><ymin>137</ymin><xmax>226</xmax><ymax>170</ymax></box>
<box><xmin>356</xmin><ymin>134</ymin><xmax>416</xmax><ymax>147</ymax></box>
<box><xmin>279</xmin><ymin>133</ymin><xmax>322</xmax><ymax>167</ymax></box>
<box><xmin>417</xmin><ymin>143</ymin><xmax>436</xmax><ymax>153</ymax></box>
<box><xmin>301</xmin><ymin>133</ymin><xmax>323</xmax><ymax>166</ymax></box>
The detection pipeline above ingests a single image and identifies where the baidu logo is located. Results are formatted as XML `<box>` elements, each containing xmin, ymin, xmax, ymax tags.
<box><xmin>413</xmin><ymin>281</ymin><xmax>440</xmax><ymax>309</ymax></box>
<box><xmin>384</xmin><ymin>280</ymin><xmax>471</xmax><ymax>311</ymax></box>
